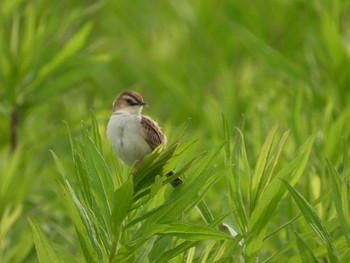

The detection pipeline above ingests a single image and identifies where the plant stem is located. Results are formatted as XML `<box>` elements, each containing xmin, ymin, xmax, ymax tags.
<box><xmin>108</xmin><ymin>236</ymin><xmax>119</xmax><ymax>263</ymax></box>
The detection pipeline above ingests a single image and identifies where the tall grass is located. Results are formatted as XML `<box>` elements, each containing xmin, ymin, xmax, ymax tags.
<box><xmin>1</xmin><ymin>0</ymin><xmax>350</xmax><ymax>262</ymax></box>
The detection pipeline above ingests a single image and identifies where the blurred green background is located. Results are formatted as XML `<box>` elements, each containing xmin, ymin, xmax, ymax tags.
<box><xmin>1</xmin><ymin>0</ymin><xmax>350</xmax><ymax>262</ymax></box>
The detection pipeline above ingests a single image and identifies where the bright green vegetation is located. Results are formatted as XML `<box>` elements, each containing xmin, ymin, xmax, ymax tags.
<box><xmin>1</xmin><ymin>0</ymin><xmax>350</xmax><ymax>262</ymax></box>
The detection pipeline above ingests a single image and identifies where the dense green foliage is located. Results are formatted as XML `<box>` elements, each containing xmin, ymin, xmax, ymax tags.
<box><xmin>1</xmin><ymin>0</ymin><xmax>350</xmax><ymax>262</ymax></box>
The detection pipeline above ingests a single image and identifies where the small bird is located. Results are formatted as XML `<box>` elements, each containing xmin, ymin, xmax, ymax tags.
<box><xmin>106</xmin><ymin>90</ymin><xmax>182</xmax><ymax>187</ymax></box>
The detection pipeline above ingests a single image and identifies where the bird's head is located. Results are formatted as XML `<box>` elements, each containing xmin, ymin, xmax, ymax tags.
<box><xmin>112</xmin><ymin>90</ymin><xmax>147</xmax><ymax>114</ymax></box>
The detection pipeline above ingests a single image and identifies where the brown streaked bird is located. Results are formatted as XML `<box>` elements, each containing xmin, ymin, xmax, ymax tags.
<box><xmin>106</xmin><ymin>90</ymin><xmax>182</xmax><ymax>187</ymax></box>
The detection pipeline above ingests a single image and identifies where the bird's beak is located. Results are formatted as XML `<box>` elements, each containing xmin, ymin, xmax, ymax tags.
<box><xmin>139</xmin><ymin>101</ymin><xmax>148</xmax><ymax>107</ymax></box>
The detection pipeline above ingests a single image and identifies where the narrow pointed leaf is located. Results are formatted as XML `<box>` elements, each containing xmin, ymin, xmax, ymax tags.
<box><xmin>186</xmin><ymin>247</ymin><xmax>196</xmax><ymax>263</ymax></box>
<box><xmin>65</xmin><ymin>181</ymin><xmax>105</xmax><ymax>263</ymax></box>
<box><xmin>282</xmin><ymin>180</ymin><xmax>340</xmax><ymax>262</ymax></box>
<box><xmin>29</xmin><ymin>218</ymin><xmax>65</xmax><ymax>263</ymax></box>
<box><xmin>250</xmin><ymin>125</ymin><xmax>278</xmax><ymax>211</ymax></box>
<box><xmin>91</xmin><ymin>111</ymin><xmax>103</xmax><ymax>153</ymax></box>
<box><xmin>80</xmin><ymin>122</ymin><xmax>114</xmax><ymax>235</ymax></box>
<box><xmin>229</xmin><ymin>128</ymin><xmax>249</xmax><ymax>232</ymax></box>
<box><xmin>246</xmin><ymin>133</ymin><xmax>316</xmax><ymax>260</ymax></box>
<box><xmin>50</xmin><ymin>150</ymin><xmax>66</xmax><ymax>181</ymax></box>
<box><xmin>51</xmin><ymin>154</ymin><xmax>97</xmax><ymax>262</ymax></box>
<box><xmin>295</xmin><ymin>232</ymin><xmax>319</xmax><ymax>263</ymax></box>
<box><xmin>159</xmin><ymin>221</ymin><xmax>234</xmax><ymax>241</ymax></box>
<box><xmin>197</xmin><ymin>200</ymin><xmax>214</xmax><ymax>224</ymax></box>
<box><xmin>35</xmin><ymin>22</ymin><xmax>92</xmax><ymax>83</ymax></box>
<box><xmin>326</xmin><ymin>158</ymin><xmax>350</xmax><ymax>247</ymax></box>
<box><xmin>111</xmin><ymin>177</ymin><xmax>134</xmax><ymax>234</ymax></box>
<box><xmin>127</xmin><ymin>143</ymin><xmax>225</xmax><ymax>228</ymax></box>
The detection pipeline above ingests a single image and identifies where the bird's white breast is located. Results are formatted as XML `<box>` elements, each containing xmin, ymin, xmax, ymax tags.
<box><xmin>106</xmin><ymin>111</ymin><xmax>152</xmax><ymax>165</ymax></box>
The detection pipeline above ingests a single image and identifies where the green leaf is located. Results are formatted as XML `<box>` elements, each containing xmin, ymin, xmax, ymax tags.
<box><xmin>282</xmin><ymin>179</ymin><xmax>340</xmax><ymax>262</ymax></box>
<box><xmin>65</xmin><ymin>181</ymin><xmax>105</xmax><ymax>263</ymax></box>
<box><xmin>0</xmin><ymin>205</ymin><xmax>22</xmax><ymax>247</ymax></box>
<box><xmin>213</xmin><ymin>240</ymin><xmax>228</xmax><ymax>261</ymax></box>
<box><xmin>186</xmin><ymin>247</ymin><xmax>196</xmax><ymax>263</ymax></box>
<box><xmin>326</xmin><ymin>158</ymin><xmax>350</xmax><ymax>247</ymax></box>
<box><xmin>295</xmin><ymin>232</ymin><xmax>319</xmax><ymax>263</ymax></box>
<box><xmin>81</xmin><ymin>122</ymin><xmax>114</xmax><ymax>232</ymax></box>
<box><xmin>133</xmin><ymin>141</ymin><xmax>179</xmax><ymax>193</ymax></box>
<box><xmin>257</xmin><ymin>129</ymin><xmax>290</xmax><ymax>199</ymax></box>
<box><xmin>127</xmin><ymin>144</ymin><xmax>225</xmax><ymax>228</ymax></box>
<box><xmin>35</xmin><ymin>22</ymin><xmax>92</xmax><ymax>83</ymax></box>
<box><xmin>250</xmin><ymin>125</ymin><xmax>278</xmax><ymax>211</ymax></box>
<box><xmin>28</xmin><ymin>61</ymin><xmax>105</xmax><ymax>105</ymax></box>
<box><xmin>199</xmin><ymin>241</ymin><xmax>216</xmax><ymax>263</ymax></box>
<box><xmin>162</xmin><ymin>150</ymin><xmax>207</xmax><ymax>186</ymax></box>
<box><xmin>73</xmin><ymin>152</ymin><xmax>93</xmax><ymax>207</ymax></box>
<box><xmin>127</xmin><ymin>221</ymin><xmax>234</xmax><ymax>252</ymax></box>
<box><xmin>91</xmin><ymin>111</ymin><xmax>103</xmax><ymax>153</ymax></box>
<box><xmin>228</xmin><ymin>128</ymin><xmax>249</xmax><ymax>233</ymax></box>
<box><xmin>246</xmin><ymin>133</ymin><xmax>316</xmax><ymax>260</ymax></box>
<box><xmin>159</xmin><ymin>221</ymin><xmax>234</xmax><ymax>241</ymax></box>
<box><xmin>111</xmin><ymin>176</ymin><xmax>134</xmax><ymax>235</ymax></box>
<box><xmin>50</xmin><ymin>150</ymin><xmax>66</xmax><ymax>182</ymax></box>
<box><xmin>29</xmin><ymin>218</ymin><xmax>65</xmax><ymax>263</ymax></box>
<box><xmin>129</xmin><ymin>143</ymin><xmax>224</xmax><ymax>225</ymax></box>
<box><xmin>134</xmin><ymin>236</ymin><xmax>157</xmax><ymax>263</ymax></box>
<box><xmin>150</xmin><ymin>175</ymin><xmax>163</xmax><ymax>197</ymax></box>
<box><xmin>197</xmin><ymin>200</ymin><xmax>214</xmax><ymax>224</ymax></box>
<box><xmin>156</xmin><ymin>212</ymin><xmax>239</xmax><ymax>262</ymax></box>
<box><xmin>51</xmin><ymin>151</ymin><xmax>98</xmax><ymax>262</ymax></box>
<box><xmin>158</xmin><ymin>241</ymin><xmax>199</xmax><ymax>263</ymax></box>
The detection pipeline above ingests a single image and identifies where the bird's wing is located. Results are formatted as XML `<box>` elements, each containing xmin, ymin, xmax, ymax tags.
<box><xmin>140</xmin><ymin>115</ymin><xmax>167</xmax><ymax>150</ymax></box>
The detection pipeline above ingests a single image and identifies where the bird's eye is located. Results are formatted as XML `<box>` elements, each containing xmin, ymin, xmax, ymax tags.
<box><xmin>126</xmin><ymin>99</ymin><xmax>133</xmax><ymax>104</ymax></box>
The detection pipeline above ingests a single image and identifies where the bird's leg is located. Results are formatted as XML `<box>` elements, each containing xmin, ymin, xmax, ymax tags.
<box><xmin>131</xmin><ymin>160</ymin><xmax>142</xmax><ymax>175</ymax></box>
